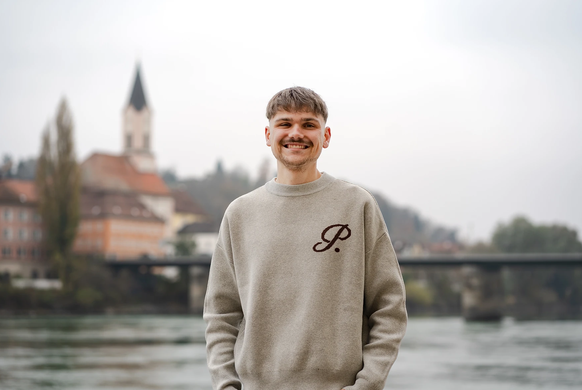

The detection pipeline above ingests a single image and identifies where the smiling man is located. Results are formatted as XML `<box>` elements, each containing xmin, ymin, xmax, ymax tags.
<box><xmin>204</xmin><ymin>87</ymin><xmax>407</xmax><ymax>390</ymax></box>
<box><xmin>265</xmin><ymin>108</ymin><xmax>330</xmax><ymax>184</ymax></box>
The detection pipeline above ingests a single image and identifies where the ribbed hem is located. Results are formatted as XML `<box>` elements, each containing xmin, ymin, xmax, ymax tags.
<box><xmin>239</xmin><ymin>368</ymin><xmax>354</xmax><ymax>390</ymax></box>
<box><xmin>265</xmin><ymin>172</ymin><xmax>335</xmax><ymax>197</ymax></box>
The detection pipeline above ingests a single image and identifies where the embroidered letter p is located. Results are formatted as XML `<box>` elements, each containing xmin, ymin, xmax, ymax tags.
<box><xmin>313</xmin><ymin>224</ymin><xmax>352</xmax><ymax>253</ymax></box>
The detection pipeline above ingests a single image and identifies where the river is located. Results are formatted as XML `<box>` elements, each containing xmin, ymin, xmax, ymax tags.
<box><xmin>0</xmin><ymin>316</ymin><xmax>580</xmax><ymax>389</ymax></box>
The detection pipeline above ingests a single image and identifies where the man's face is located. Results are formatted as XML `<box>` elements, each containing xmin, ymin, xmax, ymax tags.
<box><xmin>265</xmin><ymin>110</ymin><xmax>331</xmax><ymax>172</ymax></box>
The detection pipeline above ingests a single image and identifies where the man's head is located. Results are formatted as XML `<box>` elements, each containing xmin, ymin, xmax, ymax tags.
<box><xmin>265</xmin><ymin>87</ymin><xmax>331</xmax><ymax>177</ymax></box>
<box><xmin>266</xmin><ymin>87</ymin><xmax>328</xmax><ymax>124</ymax></box>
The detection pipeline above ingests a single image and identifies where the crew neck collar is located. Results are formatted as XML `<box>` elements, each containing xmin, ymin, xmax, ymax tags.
<box><xmin>265</xmin><ymin>172</ymin><xmax>335</xmax><ymax>197</ymax></box>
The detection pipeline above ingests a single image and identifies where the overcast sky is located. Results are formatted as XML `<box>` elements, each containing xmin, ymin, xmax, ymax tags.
<box><xmin>1</xmin><ymin>0</ymin><xmax>581</xmax><ymax>242</ymax></box>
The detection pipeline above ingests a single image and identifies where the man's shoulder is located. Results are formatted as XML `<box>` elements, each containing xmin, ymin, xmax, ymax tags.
<box><xmin>329</xmin><ymin>176</ymin><xmax>378</xmax><ymax>204</ymax></box>
<box><xmin>330</xmin><ymin>178</ymin><xmax>390</xmax><ymax>238</ymax></box>
<box><xmin>225</xmin><ymin>185</ymin><xmax>268</xmax><ymax>215</ymax></box>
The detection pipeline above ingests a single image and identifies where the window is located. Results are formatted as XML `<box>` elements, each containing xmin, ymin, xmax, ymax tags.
<box><xmin>144</xmin><ymin>134</ymin><xmax>150</xmax><ymax>150</ymax></box>
<box><xmin>2</xmin><ymin>228</ymin><xmax>13</xmax><ymax>241</ymax></box>
<box><xmin>33</xmin><ymin>229</ymin><xmax>42</xmax><ymax>241</ymax></box>
<box><xmin>19</xmin><ymin>210</ymin><xmax>28</xmax><ymax>222</ymax></box>
<box><xmin>126</xmin><ymin>134</ymin><xmax>132</xmax><ymax>149</ymax></box>
<box><xmin>31</xmin><ymin>248</ymin><xmax>39</xmax><ymax>258</ymax></box>
<box><xmin>33</xmin><ymin>212</ymin><xmax>42</xmax><ymax>222</ymax></box>
<box><xmin>17</xmin><ymin>247</ymin><xmax>26</xmax><ymax>257</ymax></box>
<box><xmin>2</xmin><ymin>208</ymin><xmax>12</xmax><ymax>221</ymax></box>
<box><xmin>1</xmin><ymin>247</ymin><xmax>11</xmax><ymax>257</ymax></box>
<box><xmin>19</xmin><ymin>228</ymin><xmax>28</xmax><ymax>241</ymax></box>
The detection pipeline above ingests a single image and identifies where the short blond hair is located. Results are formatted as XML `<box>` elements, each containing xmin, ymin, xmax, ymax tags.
<box><xmin>266</xmin><ymin>87</ymin><xmax>328</xmax><ymax>123</ymax></box>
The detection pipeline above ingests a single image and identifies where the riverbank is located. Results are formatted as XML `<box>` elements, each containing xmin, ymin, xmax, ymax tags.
<box><xmin>0</xmin><ymin>304</ymin><xmax>190</xmax><ymax>317</ymax></box>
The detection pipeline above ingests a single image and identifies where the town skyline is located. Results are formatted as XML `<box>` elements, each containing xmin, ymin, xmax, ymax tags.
<box><xmin>2</xmin><ymin>0</ymin><xmax>581</xmax><ymax>241</ymax></box>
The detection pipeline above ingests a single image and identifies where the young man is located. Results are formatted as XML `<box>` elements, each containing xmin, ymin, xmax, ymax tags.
<box><xmin>204</xmin><ymin>87</ymin><xmax>407</xmax><ymax>390</ymax></box>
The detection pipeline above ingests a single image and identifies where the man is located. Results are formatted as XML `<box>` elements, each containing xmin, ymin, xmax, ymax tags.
<box><xmin>204</xmin><ymin>87</ymin><xmax>407</xmax><ymax>390</ymax></box>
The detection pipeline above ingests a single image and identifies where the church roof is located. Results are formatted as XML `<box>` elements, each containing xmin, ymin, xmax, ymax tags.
<box><xmin>81</xmin><ymin>153</ymin><xmax>170</xmax><ymax>196</ymax></box>
<box><xmin>128</xmin><ymin>65</ymin><xmax>148</xmax><ymax>111</ymax></box>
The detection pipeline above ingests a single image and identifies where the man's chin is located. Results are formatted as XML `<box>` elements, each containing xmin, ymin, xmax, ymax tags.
<box><xmin>280</xmin><ymin>159</ymin><xmax>312</xmax><ymax>172</ymax></box>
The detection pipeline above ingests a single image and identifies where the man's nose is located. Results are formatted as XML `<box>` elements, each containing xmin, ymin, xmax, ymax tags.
<box><xmin>288</xmin><ymin>124</ymin><xmax>303</xmax><ymax>138</ymax></box>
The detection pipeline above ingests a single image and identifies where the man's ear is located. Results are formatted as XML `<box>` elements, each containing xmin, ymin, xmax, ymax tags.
<box><xmin>265</xmin><ymin>126</ymin><xmax>272</xmax><ymax>146</ymax></box>
<box><xmin>323</xmin><ymin>126</ymin><xmax>331</xmax><ymax>148</ymax></box>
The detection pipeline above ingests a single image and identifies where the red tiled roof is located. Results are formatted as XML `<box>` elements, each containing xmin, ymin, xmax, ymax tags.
<box><xmin>0</xmin><ymin>179</ymin><xmax>38</xmax><ymax>204</ymax></box>
<box><xmin>171</xmin><ymin>188</ymin><xmax>207</xmax><ymax>215</ymax></box>
<box><xmin>81</xmin><ymin>153</ymin><xmax>170</xmax><ymax>196</ymax></box>
<box><xmin>80</xmin><ymin>189</ymin><xmax>163</xmax><ymax>222</ymax></box>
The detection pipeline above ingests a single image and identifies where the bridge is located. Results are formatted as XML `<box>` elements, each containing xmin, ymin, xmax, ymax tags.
<box><xmin>105</xmin><ymin>253</ymin><xmax>582</xmax><ymax>267</ymax></box>
<box><xmin>105</xmin><ymin>253</ymin><xmax>582</xmax><ymax>321</ymax></box>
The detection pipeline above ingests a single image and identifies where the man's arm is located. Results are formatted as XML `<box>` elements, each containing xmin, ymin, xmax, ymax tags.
<box><xmin>204</xmin><ymin>240</ymin><xmax>243</xmax><ymax>390</ymax></box>
<box><xmin>344</xmin><ymin>204</ymin><xmax>408</xmax><ymax>390</ymax></box>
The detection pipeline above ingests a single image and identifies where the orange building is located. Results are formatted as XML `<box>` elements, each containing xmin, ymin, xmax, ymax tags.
<box><xmin>74</xmin><ymin>189</ymin><xmax>165</xmax><ymax>259</ymax></box>
<box><xmin>0</xmin><ymin>179</ymin><xmax>47</xmax><ymax>278</ymax></box>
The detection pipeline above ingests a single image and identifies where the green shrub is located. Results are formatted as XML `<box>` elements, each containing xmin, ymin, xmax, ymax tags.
<box><xmin>75</xmin><ymin>287</ymin><xmax>103</xmax><ymax>310</ymax></box>
<box><xmin>405</xmin><ymin>281</ymin><xmax>433</xmax><ymax>307</ymax></box>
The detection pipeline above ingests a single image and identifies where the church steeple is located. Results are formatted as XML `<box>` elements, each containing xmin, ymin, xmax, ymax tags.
<box><xmin>128</xmin><ymin>65</ymin><xmax>147</xmax><ymax>111</ymax></box>
<box><xmin>123</xmin><ymin>63</ymin><xmax>156</xmax><ymax>173</ymax></box>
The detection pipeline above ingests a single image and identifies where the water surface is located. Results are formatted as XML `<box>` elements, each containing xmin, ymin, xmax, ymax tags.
<box><xmin>0</xmin><ymin>316</ymin><xmax>580</xmax><ymax>389</ymax></box>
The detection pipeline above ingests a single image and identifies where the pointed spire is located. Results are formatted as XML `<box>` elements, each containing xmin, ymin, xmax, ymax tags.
<box><xmin>128</xmin><ymin>64</ymin><xmax>147</xmax><ymax>111</ymax></box>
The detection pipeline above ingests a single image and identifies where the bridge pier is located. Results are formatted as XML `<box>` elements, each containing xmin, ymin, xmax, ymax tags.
<box><xmin>462</xmin><ymin>265</ymin><xmax>504</xmax><ymax>321</ymax></box>
<box><xmin>189</xmin><ymin>266</ymin><xmax>209</xmax><ymax>314</ymax></box>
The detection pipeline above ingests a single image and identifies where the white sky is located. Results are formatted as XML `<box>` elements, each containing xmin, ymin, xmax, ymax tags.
<box><xmin>1</xmin><ymin>0</ymin><xmax>581</xmax><ymax>242</ymax></box>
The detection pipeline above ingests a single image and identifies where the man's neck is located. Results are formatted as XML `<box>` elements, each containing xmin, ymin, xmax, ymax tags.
<box><xmin>275</xmin><ymin>165</ymin><xmax>322</xmax><ymax>185</ymax></box>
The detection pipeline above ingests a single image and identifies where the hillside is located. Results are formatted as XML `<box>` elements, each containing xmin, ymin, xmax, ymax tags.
<box><xmin>163</xmin><ymin>163</ymin><xmax>458</xmax><ymax>251</ymax></box>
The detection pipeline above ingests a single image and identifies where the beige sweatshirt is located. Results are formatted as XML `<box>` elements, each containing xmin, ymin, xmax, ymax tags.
<box><xmin>204</xmin><ymin>173</ymin><xmax>407</xmax><ymax>390</ymax></box>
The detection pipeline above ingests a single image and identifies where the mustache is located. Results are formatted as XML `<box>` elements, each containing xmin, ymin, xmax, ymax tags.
<box><xmin>280</xmin><ymin>138</ymin><xmax>313</xmax><ymax>146</ymax></box>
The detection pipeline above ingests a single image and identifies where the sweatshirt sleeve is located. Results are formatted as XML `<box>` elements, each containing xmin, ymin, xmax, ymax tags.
<box><xmin>204</xmin><ymin>224</ymin><xmax>243</xmax><ymax>390</ymax></box>
<box><xmin>344</xmin><ymin>210</ymin><xmax>408</xmax><ymax>389</ymax></box>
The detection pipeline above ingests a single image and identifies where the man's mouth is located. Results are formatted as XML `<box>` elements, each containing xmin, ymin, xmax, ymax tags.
<box><xmin>283</xmin><ymin>143</ymin><xmax>309</xmax><ymax>149</ymax></box>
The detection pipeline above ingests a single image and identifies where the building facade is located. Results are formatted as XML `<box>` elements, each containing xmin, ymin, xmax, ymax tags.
<box><xmin>171</xmin><ymin>188</ymin><xmax>209</xmax><ymax>235</ymax></box>
<box><xmin>177</xmin><ymin>221</ymin><xmax>218</xmax><ymax>256</ymax></box>
<box><xmin>0</xmin><ymin>180</ymin><xmax>47</xmax><ymax>278</ymax></box>
<box><xmin>80</xmin><ymin>151</ymin><xmax>175</xmax><ymax>248</ymax></box>
<box><xmin>74</xmin><ymin>189</ymin><xmax>165</xmax><ymax>259</ymax></box>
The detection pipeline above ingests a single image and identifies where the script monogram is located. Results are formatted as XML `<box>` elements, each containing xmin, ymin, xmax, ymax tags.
<box><xmin>313</xmin><ymin>224</ymin><xmax>352</xmax><ymax>253</ymax></box>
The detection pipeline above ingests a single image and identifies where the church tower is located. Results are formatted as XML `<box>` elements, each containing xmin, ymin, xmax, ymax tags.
<box><xmin>123</xmin><ymin>64</ymin><xmax>156</xmax><ymax>173</ymax></box>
